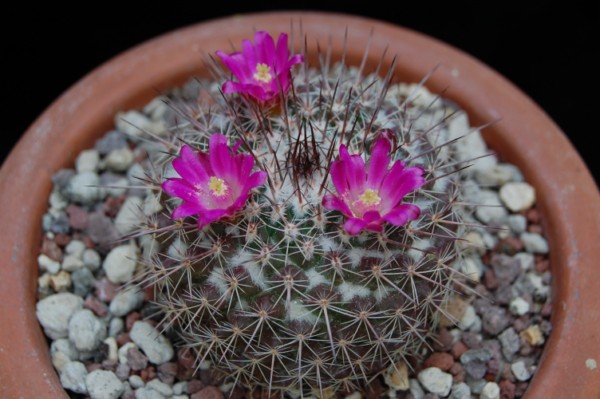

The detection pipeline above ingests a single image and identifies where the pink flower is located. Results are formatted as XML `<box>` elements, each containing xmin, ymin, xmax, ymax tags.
<box><xmin>216</xmin><ymin>31</ymin><xmax>304</xmax><ymax>102</ymax></box>
<box><xmin>322</xmin><ymin>137</ymin><xmax>425</xmax><ymax>235</ymax></box>
<box><xmin>162</xmin><ymin>134</ymin><xmax>267</xmax><ymax>229</ymax></box>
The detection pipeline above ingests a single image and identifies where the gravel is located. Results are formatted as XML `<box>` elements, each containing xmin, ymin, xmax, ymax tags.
<box><xmin>34</xmin><ymin>80</ymin><xmax>553</xmax><ymax>399</ymax></box>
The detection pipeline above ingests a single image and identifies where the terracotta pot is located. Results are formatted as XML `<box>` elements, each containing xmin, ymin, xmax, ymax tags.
<box><xmin>1</xmin><ymin>11</ymin><xmax>598</xmax><ymax>398</ymax></box>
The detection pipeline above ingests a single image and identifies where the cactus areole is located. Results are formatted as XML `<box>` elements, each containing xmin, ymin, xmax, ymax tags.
<box><xmin>143</xmin><ymin>30</ymin><xmax>467</xmax><ymax>395</ymax></box>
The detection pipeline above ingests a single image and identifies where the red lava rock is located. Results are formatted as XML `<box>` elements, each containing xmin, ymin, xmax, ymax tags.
<box><xmin>127</xmin><ymin>347</ymin><xmax>149</xmax><ymax>371</ymax></box>
<box><xmin>527</xmin><ymin>224</ymin><xmax>543</xmax><ymax>234</ymax></box>
<box><xmin>66</xmin><ymin>204</ymin><xmax>89</xmax><ymax>230</ymax></box>
<box><xmin>424</xmin><ymin>352</ymin><xmax>454</xmax><ymax>371</ymax></box>
<box><xmin>116</xmin><ymin>332</ymin><xmax>131</xmax><ymax>347</ymax></box>
<box><xmin>432</xmin><ymin>328</ymin><xmax>454</xmax><ymax>351</ymax></box>
<box><xmin>178</xmin><ymin>347</ymin><xmax>195</xmax><ymax>370</ymax></box>
<box><xmin>449</xmin><ymin>362</ymin><xmax>465</xmax><ymax>383</ymax></box>
<box><xmin>535</xmin><ymin>258</ymin><xmax>550</xmax><ymax>273</ymax></box>
<box><xmin>86</xmin><ymin>363</ymin><xmax>102</xmax><ymax>373</ymax></box>
<box><xmin>126</xmin><ymin>312</ymin><xmax>143</xmax><ymax>331</ymax></box>
<box><xmin>187</xmin><ymin>379</ymin><xmax>206</xmax><ymax>394</ymax></box>
<box><xmin>451</xmin><ymin>341</ymin><xmax>469</xmax><ymax>360</ymax></box>
<box><xmin>191</xmin><ymin>386</ymin><xmax>224</xmax><ymax>399</ymax></box>
<box><xmin>487</xmin><ymin>358</ymin><xmax>501</xmax><ymax>376</ymax></box>
<box><xmin>512</xmin><ymin>317</ymin><xmax>529</xmax><ymax>332</ymax></box>
<box><xmin>84</xmin><ymin>295</ymin><xmax>109</xmax><ymax>317</ymax></box>
<box><xmin>526</xmin><ymin>208</ymin><xmax>541</xmax><ymax>224</ymax></box>
<box><xmin>484</xmin><ymin>270</ymin><xmax>499</xmax><ymax>290</ymax></box>
<box><xmin>140</xmin><ymin>366</ymin><xmax>157</xmax><ymax>382</ymax></box>
<box><xmin>499</xmin><ymin>379</ymin><xmax>516</xmax><ymax>399</ymax></box>
<box><xmin>103</xmin><ymin>195</ymin><xmax>127</xmax><ymax>218</ymax></box>
<box><xmin>157</xmin><ymin>362</ymin><xmax>178</xmax><ymax>385</ymax></box>
<box><xmin>54</xmin><ymin>233</ymin><xmax>71</xmax><ymax>247</ymax></box>
<box><xmin>41</xmin><ymin>237</ymin><xmax>63</xmax><ymax>261</ymax></box>
<box><xmin>94</xmin><ymin>278</ymin><xmax>121</xmax><ymax>302</ymax></box>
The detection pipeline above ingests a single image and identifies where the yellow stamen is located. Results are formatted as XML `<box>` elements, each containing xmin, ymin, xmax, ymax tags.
<box><xmin>253</xmin><ymin>63</ymin><xmax>273</xmax><ymax>84</ymax></box>
<box><xmin>358</xmin><ymin>189</ymin><xmax>381</xmax><ymax>206</ymax></box>
<box><xmin>207</xmin><ymin>176</ymin><xmax>228</xmax><ymax>197</ymax></box>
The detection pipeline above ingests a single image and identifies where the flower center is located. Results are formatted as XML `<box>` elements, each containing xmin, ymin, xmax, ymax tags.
<box><xmin>207</xmin><ymin>176</ymin><xmax>228</xmax><ymax>197</ymax></box>
<box><xmin>358</xmin><ymin>189</ymin><xmax>381</xmax><ymax>206</ymax></box>
<box><xmin>253</xmin><ymin>63</ymin><xmax>273</xmax><ymax>84</ymax></box>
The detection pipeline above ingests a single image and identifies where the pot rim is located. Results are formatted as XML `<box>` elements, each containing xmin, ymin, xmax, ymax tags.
<box><xmin>1</xmin><ymin>11</ymin><xmax>598</xmax><ymax>398</ymax></box>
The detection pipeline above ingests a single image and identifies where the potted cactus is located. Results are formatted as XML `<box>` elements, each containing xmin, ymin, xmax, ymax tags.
<box><xmin>0</xmin><ymin>11</ymin><xmax>599</xmax><ymax>399</ymax></box>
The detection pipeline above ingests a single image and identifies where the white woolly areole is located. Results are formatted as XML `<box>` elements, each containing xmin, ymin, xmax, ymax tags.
<box><xmin>347</xmin><ymin>248</ymin><xmax>367</xmax><ymax>269</ymax></box>
<box><xmin>408</xmin><ymin>238</ymin><xmax>432</xmax><ymax>261</ymax></box>
<box><xmin>338</xmin><ymin>282</ymin><xmax>371</xmax><ymax>302</ymax></box>
<box><xmin>206</xmin><ymin>268</ymin><xmax>227</xmax><ymax>295</ymax></box>
<box><xmin>305</xmin><ymin>268</ymin><xmax>328</xmax><ymax>290</ymax></box>
<box><xmin>317</xmin><ymin>235</ymin><xmax>339</xmax><ymax>253</ymax></box>
<box><xmin>287</xmin><ymin>300</ymin><xmax>318</xmax><ymax>324</ymax></box>
<box><xmin>167</xmin><ymin>237</ymin><xmax>188</xmax><ymax>260</ymax></box>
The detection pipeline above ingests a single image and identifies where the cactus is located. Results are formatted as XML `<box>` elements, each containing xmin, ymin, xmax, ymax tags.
<box><xmin>132</xmin><ymin>31</ymin><xmax>474</xmax><ymax>396</ymax></box>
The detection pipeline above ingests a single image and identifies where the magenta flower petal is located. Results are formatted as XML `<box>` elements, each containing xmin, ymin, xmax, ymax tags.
<box><xmin>217</xmin><ymin>31</ymin><xmax>304</xmax><ymax>102</ymax></box>
<box><xmin>162</xmin><ymin>134</ymin><xmax>266</xmax><ymax>229</ymax></box>
<box><xmin>322</xmin><ymin>137</ymin><xmax>425</xmax><ymax>235</ymax></box>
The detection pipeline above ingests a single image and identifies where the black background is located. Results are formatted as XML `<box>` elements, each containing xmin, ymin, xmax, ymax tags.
<box><xmin>2</xmin><ymin>3</ymin><xmax>597</xmax><ymax>184</ymax></box>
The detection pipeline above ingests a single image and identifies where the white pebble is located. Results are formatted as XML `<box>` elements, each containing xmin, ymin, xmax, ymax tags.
<box><xmin>109</xmin><ymin>287</ymin><xmax>144</xmax><ymax>317</ymax></box>
<box><xmin>451</xmin><ymin>382</ymin><xmax>471</xmax><ymax>399</ymax></box>
<box><xmin>460</xmin><ymin>305</ymin><xmax>478</xmax><ymax>330</ymax></box>
<box><xmin>51</xmin><ymin>338</ymin><xmax>79</xmax><ymax>371</ymax></box>
<box><xmin>480</xmin><ymin>382</ymin><xmax>500</xmax><ymax>399</ymax></box>
<box><xmin>511</xmin><ymin>360</ymin><xmax>532</xmax><ymax>381</ymax></box>
<box><xmin>507</xmin><ymin>214</ymin><xmax>527</xmax><ymax>233</ymax></box>
<box><xmin>514</xmin><ymin>252</ymin><xmax>534</xmax><ymax>270</ymax></box>
<box><xmin>475</xmin><ymin>189</ymin><xmax>508</xmax><ymax>225</ymax></box>
<box><xmin>129</xmin><ymin>375</ymin><xmax>145</xmax><ymax>389</ymax></box>
<box><xmin>118</xmin><ymin>342</ymin><xmax>138</xmax><ymax>364</ymax></box>
<box><xmin>105</xmin><ymin>147</ymin><xmax>135</xmax><ymax>172</ymax></box>
<box><xmin>49</xmin><ymin>189</ymin><xmax>68</xmax><ymax>210</ymax></box>
<box><xmin>115</xmin><ymin>196</ymin><xmax>143</xmax><ymax>235</ymax></box>
<box><xmin>173</xmin><ymin>381</ymin><xmax>187</xmax><ymax>395</ymax></box>
<box><xmin>109</xmin><ymin>317</ymin><xmax>125</xmax><ymax>337</ymax></box>
<box><xmin>475</xmin><ymin>164</ymin><xmax>515</xmax><ymax>187</ymax></box>
<box><xmin>146</xmin><ymin>378</ymin><xmax>174</xmax><ymax>396</ymax></box>
<box><xmin>116</xmin><ymin>110</ymin><xmax>166</xmax><ymax>137</ymax></box>
<box><xmin>509</xmin><ymin>297</ymin><xmax>530</xmax><ymax>316</ymax></box>
<box><xmin>38</xmin><ymin>254</ymin><xmax>60</xmax><ymax>274</ymax></box>
<box><xmin>67</xmin><ymin>172</ymin><xmax>102</xmax><ymax>205</ymax></box>
<box><xmin>130</xmin><ymin>321</ymin><xmax>174</xmax><ymax>365</ymax></box>
<box><xmin>76</xmin><ymin>149</ymin><xmax>100</xmax><ymax>173</ymax></box>
<box><xmin>104</xmin><ymin>176</ymin><xmax>129</xmax><ymax>197</ymax></box>
<box><xmin>60</xmin><ymin>361</ymin><xmax>88</xmax><ymax>394</ymax></box>
<box><xmin>65</xmin><ymin>240</ymin><xmax>86</xmax><ymax>258</ymax></box>
<box><xmin>409</xmin><ymin>379</ymin><xmax>425</xmax><ymax>399</ymax></box>
<box><xmin>36</xmin><ymin>292</ymin><xmax>83</xmax><ymax>339</ymax></box>
<box><xmin>83</xmin><ymin>248</ymin><xmax>102</xmax><ymax>270</ymax></box>
<box><xmin>135</xmin><ymin>387</ymin><xmax>166</xmax><ymax>399</ymax></box>
<box><xmin>86</xmin><ymin>370</ymin><xmax>124</xmax><ymax>399</ymax></box>
<box><xmin>500</xmin><ymin>182</ymin><xmax>536</xmax><ymax>212</ymax></box>
<box><xmin>448</xmin><ymin>112</ymin><xmax>497</xmax><ymax>176</ymax></box>
<box><xmin>103</xmin><ymin>244</ymin><xmax>139</xmax><ymax>284</ymax></box>
<box><xmin>104</xmin><ymin>337</ymin><xmax>119</xmax><ymax>362</ymax></box>
<box><xmin>68</xmin><ymin>309</ymin><xmax>107</xmax><ymax>351</ymax></box>
<box><xmin>520</xmin><ymin>232</ymin><xmax>549</xmax><ymax>254</ymax></box>
<box><xmin>417</xmin><ymin>367</ymin><xmax>452</xmax><ymax>396</ymax></box>
<box><xmin>62</xmin><ymin>255</ymin><xmax>85</xmax><ymax>272</ymax></box>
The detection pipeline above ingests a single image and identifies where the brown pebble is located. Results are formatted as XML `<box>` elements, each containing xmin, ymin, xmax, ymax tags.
<box><xmin>514</xmin><ymin>381</ymin><xmax>529</xmax><ymax>397</ymax></box>
<box><xmin>115</xmin><ymin>332</ymin><xmax>131</xmax><ymax>347</ymax></box>
<box><xmin>424</xmin><ymin>352</ymin><xmax>454</xmax><ymax>371</ymax></box>
<box><xmin>140</xmin><ymin>366</ymin><xmax>157</xmax><ymax>382</ymax></box>
<box><xmin>66</xmin><ymin>204</ymin><xmax>89</xmax><ymax>230</ymax></box>
<box><xmin>126</xmin><ymin>312</ymin><xmax>142</xmax><ymax>331</ymax></box>
<box><xmin>84</xmin><ymin>295</ymin><xmax>108</xmax><ymax>317</ymax></box>
<box><xmin>94</xmin><ymin>278</ymin><xmax>120</xmax><ymax>302</ymax></box>
<box><xmin>451</xmin><ymin>341</ymin><xmax>468</xmax><ymax>360</ymax></box>
<box><xmin>526</xmin><ymin>208</ymin><xmax>541</xmax><ymax>224</ymax></box>
<box><xmin>54</xmin><ymin>233</ymin><xmax>71</xmax><ymax>247</ymax></box>
<box><xmin>157</xmin><ymin>362</ymin><xmax>178</xmax><ymax>385</ymax></box>
<box><xmin>41</xmin><ymin>237</ymin><xmax>63</xmax><ymax>261</ymax></box>
<box><xmin>499</xmin><ymin>379</ymin><xmax>516</xmax><ymax>399</ymax></box>
<box><xmin>103</xmin><ymin>195</ymin><xmax>127</xmax><ymax>218</ymax></box>
<box><xmin>433</xmin><ymin>328</ymin><xmax>454</xmax><ymax>351</ymax></box>
<box><xmin>115</xmin><ymin>363</ymin><xmax>131</xmax><ymax>381</ymax></box>
<box><xmin>101</xmin><ymin>359</ymin><xmax>118</xmax><ymax>372</ymax></box>
<box><xmin>449</xmin><ymin>362</ymin><xmax>465</xmax><ymax>383</ymax></box>
<box><xmin>495</xmin><ymin>237</ymin><xmax>524</xmax><ymax>255</ymax></box>
<box><xmin>127</xmin><ymin>347</ymin><xmax>148</xmax><ymax>371</ymax></box>
<box><xmin>484</xmin><ymin>270</ymin><xmax>499</xmax><ymax>290</ymax></box>
<box><xmin>191</xmin><ymin>386</ymin><xmax>224</xmax><ymax>399</ymax></box>
<box><xmin>487</xmin><ymin>358</ymin><xmax>501</xmax><ymax>376</ymax></box>
<box><xmin>187</xmin><ymin>379</ymin><xmax>205</xmax><ymax>394</ymax></box>
<box><xmin>534</xmin><ymin>258</ymin><xmax>550</xmax><ymax>273</ymax></box>
<box><xmin>461</xmin><ymin>331</ymin><xmax>482</xmax><ymax>349</ymax></box>
<box><xmin>86</xmin><ymin>363</ymin><xmax>102</xmax><ymax>373</ymax></box>
<box><xmin>527</xmin><ymin>224</ymin><xmax>543</xmax><ymax>234</ymax></box>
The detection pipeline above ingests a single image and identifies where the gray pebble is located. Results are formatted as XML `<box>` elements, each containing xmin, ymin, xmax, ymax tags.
<box><xmin>475</xmin><ymin>190</ymin><xmax>508</xmax><ymax>225</ymax></box>
<box><xmin>507</xmin><ymin>214</ymin><xmax>527</xmax><ymax>234</ymax></box>
<box><xmin>36</xmin><ymin>292</ymin><xmax>83</xmax><ymax>339</ymax></box>
<box><xmin>467</xmin><ymin>379</ymin><xmax>487</xmax><ymax>395</ymax></box>
<box><xmin>115</xmin><ymin>363</ymin><xmax>131</xmax><ymax>381</ymax></box>
<box><xmin>514</xmin><ymin>252</ymin><xmax>534</xmax><ymax>271</ymax></box>
<box><xmin>482</xmin><ymin>306</ymin><xmax>511</xmax><ymax>335</ymax></box>
<box><xmin>499</xmin><ymin>182</ymin><xmax>536</xmax><ymax>212</ymax></box>
<box><xmin>103</xmin><ymin>244</ymin><xmax>139</xmax><ymax>284</ymax></box>
<box><xmin>51</xmin><ymin>338</ymin><xmax>80</xmax><ymax>371</ymax></box>
<box><xmin>95</xmin><ymin>131</ymin><xmax>128</xmax><ymax>155</ymax></box>
<box><xmin>146</xmin><ymin>378</ymin><xmax>173</xmax><ymax>396</ymax></box>
<box><xmin>417</xmin><ymin>367</ymin><xmax>452</xmax><ymax>397</ymax></box>
<box><xmin>130</xmin><ymin>321</ymin><xmax>174</xmax><ymax>365</ymax></box>
<box><xmin>109</xmin><ymin>287</ymin><xmax>144</xmax><ymax>317</ymax></box>
<box><xmin>76</xmin><ymin>149</ymin><xmax>100</xmax><ymax>173</ymax></box>
<box><xmin>511</xmin><ymin>360</ymin><xmax>532</xmax><ymax>381</ymax></box>
<box><xmin>520</xmin><ymin>232</ymin><xmax>549</xmax><ymax>254</ymax></box>
<box><xmin>66</xmin><ymin>172</ymin><xmax>102</xmax><ymax>205</ymax></box>
<box><xmin>460</xmin><ymin>349</ymin><xmax>492</xmax><ymax>379</ymax></box>
<box><xmin>60</xmin><ymin>361</ymin><xmax>88</xmax><ymax>394</ymax></box>
<box><xmin>109</xmin><ymin>317</ymin><xmax>125</xmax><ymax>337</ymax></box>
<box><xmin>450</xmin><ymin>382</ymin><xmax>471</xmax><ymax>399</ymax></box>
<box><xmin>100</xmin><ymin>173</ymin><xmax>129</xmax><ymax>197</ymax></box>
<box><xmin>410</xmin><ymin>378</ymin><xmax>425</xmax><ymax>399</ymax></box>
<box><xmin>71</xmin><ymin>267</ymin><xmax>96</xmax><ymax>297</ymax></box>
<box><xmin>44</xmin><ymin>211</ymin><xmax>70</xmax><ymax>234</ymax></box>
<box><xmin>86</xmin><ymin>370</ymin><xmax>124</xmax><ymax>399</ymax></box>
<box><xmin>135</xmin><ymin>387</ymin><xmax>166</xmax><ymax>399</ymax></box>
<box><xmin>52</xmin><ymin>168</ymin><xmax>76</xmax><ymax>190</ymax></box>
<box><xmin>68</xmin><ymin>309</ymin><xmax>107</xmax><ymax>351</ymax></box>
<box><xmin>491</xmin><ymin>254</ymin><xmax>521</xmax><ymax>284</ymax></box>
<box><xmin>83</xmin><ymin>248</ymin><xmax>102</xmax><ymax>270</ymax></box>
<box><xmin>498</xmin><ymin>327</ymin><xmax>520</xmax><ymax>360</ymax></box>
<box><xmin>49</xmin><ymin>189</ymin><xmax>68</xmax><ymax>210</ymax></box>
<box><xmin>85</xmin><ymin>212</ymin><xmax>120</xmax><ymax>250</ymax></box>
<box><xmin>65</xmin><ymin>239</ymin><xmax>86</xmax><ymax>258</ymax></box>
<box><xmin>448</xmin><ymin>112</ymin><xmax>497</xmax><ymax>175</ymax></box>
